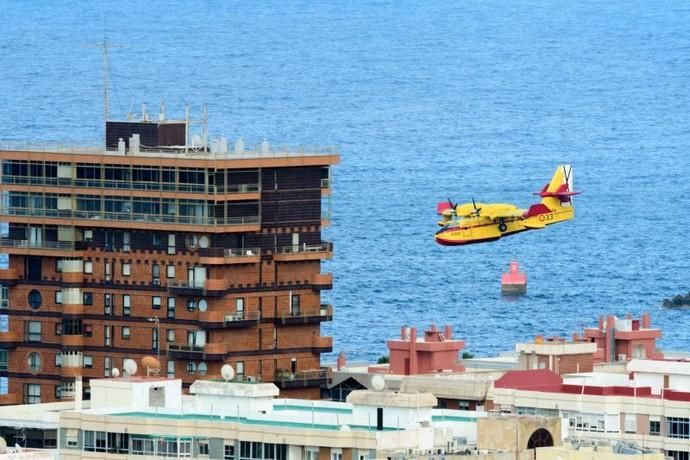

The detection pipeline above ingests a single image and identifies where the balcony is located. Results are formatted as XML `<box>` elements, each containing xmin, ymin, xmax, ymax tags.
<box><xmin>62</xmin><ymin>303</ymin><xmax>85</xmax><ymax>316</ymax></box>
<box><xmin>273</xmin><ymin>368</ymin><xmax>331</xmax><ymax>390</ymax></box>
<box><xmin>0</xmin><ymin>238</ymin><xmax>79</xmax><ymax>257</ymax></box>
<box><xmin>61</xmin><ymin>334</ymin><xmax>85</xmax><ymax>347</ymax></box>
<box><xmin>0</xmin><ymin>207</ymin><xmax>260</xmax><ymax>231</ymax></box>
<box><xmin>310</xmin><ymin>273</ymin><xmax>333</xmax><ymax>290</ymax></box>
<box><xmin>1</xmin><ymin>175</ymin><xmax>261</xmax><ymax>197</ymax></box>
<box><xmin>60</xmin><ymin>351</ymin><xmax>84</xmax><ymax>378</ymax></box>
<box><xmin>311</xmin><ymin>335</ymin><xmax>334</xmax><ymax>353</ymax></box>
<box><xmin>0</xmin><ymin>331</ymin><xmax>20</xmax><ymax>348</ymax></box>
<box><xmin>61</xmin><ymin>272</ymin><xmax>83</xmax><ymax>283</ymax></box>
<box><xmin>168</xmin><ymin>280</ymin><xmax>206</xmax><ymax>296</ymax></box>
<box><xmin>273</xmin><ymin>242</ymin><xmax>333</xmax><ymax>262</ymax></box>
<box><xmin>0</xmin><ymin>268</ymin><xmax>19</xmax><ymax>285</ymax></box>
<box><xmin>198</xmin><ymin>247</ymin><xmax>260</xmax><ymax>265</ymax></box>
<box><xmin>167</xmin><ymin>342</ymin><xmax>226</xmax><ymax>360</ymax></box>
<box><xmin>199</xmin><ymin>310</ymin><xmax>261</xmax><ymax>329</ymax></box>
<box><xmin>0</xmin><ymin>393</ymin><xmax>21</xmax><ymax>405</ymax></box>
<box><xmin>274</xmin><ymin>305</ymin><xmax>333</xmax><ymax>325</ymax></box>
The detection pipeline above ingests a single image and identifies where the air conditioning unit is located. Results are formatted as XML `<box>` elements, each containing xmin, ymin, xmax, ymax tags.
<box><xmin>224</xmin><ymin>315</ymin><xmax>235</xmax><ymax>322</ymax></box>
<box><xmin>618</xmin><ymin>354</ymin><xmax>627</xmax><ymax>362</ymax></box>
<box><xmin>152</xmin><ymin>279</ymin><xmax>160</xmax><ymax>286</ymax></box>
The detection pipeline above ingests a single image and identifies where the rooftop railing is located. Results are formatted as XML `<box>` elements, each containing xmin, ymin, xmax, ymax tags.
<box><xmin>198</xmin><ymin>247</ymin><xmax>260</xmax><ymax>258</ymax></box>
<box><xmin>0</xmin><ymin>207</ymin><xmax>260</xmax><ymax>227</ymax></box>
<box><xmin>0</xmin><ymin>142</ymin><xmax>339</xmax><ymax>159</ymax></box>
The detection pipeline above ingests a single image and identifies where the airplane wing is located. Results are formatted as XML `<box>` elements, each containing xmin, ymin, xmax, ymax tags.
<box><xmin>482</xmin><ymin>204</ymin><xmax>527</xmax><ymax>220</ymax></box>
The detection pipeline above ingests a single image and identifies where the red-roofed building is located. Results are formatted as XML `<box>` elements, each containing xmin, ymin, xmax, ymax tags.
<box><xmin>494</xmin><ymin>369</ymin><xmax>563</xmax><ymax>392</ymax></box>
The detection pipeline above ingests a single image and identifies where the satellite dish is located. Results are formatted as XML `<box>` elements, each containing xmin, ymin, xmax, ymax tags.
<box><xmin>142</xmin><ymin>356</ymin><xmax>161</xmax><ymax>375</ymax></box>
<box><xmin>0</xmin><ymin>436</ymin><xmax>7</xmax><ymax>454</ymax></box>
<box><xmin>112</xmin><ymin>368</ymin><xmax>120</xmax><ymax>378</ymax></box>
<box><xmin>371</xmin><ymin>374</ymin><xmax>385</xmax><ymax>391</ymax></box>
<box><xmin>123</xmin><ymin>359</ymin><xmax>138</xmax><ymax>377</ymax></box>
<box><xmin>221</xmin><ymin>364</ymin><xmax>235</xmax><ymax>382</ymax></box>
<box><xmin>339</xmin><ymin>425</ymin><xmax>351</xmax><ymax>431</ymax></box>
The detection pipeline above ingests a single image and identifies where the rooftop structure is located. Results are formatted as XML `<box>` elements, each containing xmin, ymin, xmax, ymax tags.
<box><xmin>386</xmin><ymin>325</ymin><xmax>466</xmax><ymax>375</ymax></box>
<box><xmin>516</xmin><ymin>336</ymin><xmax>598</xmax><ymax>375</ymax></box>
<box><xmin>0</xmin><ymin>117</ymin><xmax>339</xmax><ymax>405</ymax></box>
<box><xmin>583</xmin><ymin>313</ymin><xmax>663</xmax><ymax>363</ymax></box>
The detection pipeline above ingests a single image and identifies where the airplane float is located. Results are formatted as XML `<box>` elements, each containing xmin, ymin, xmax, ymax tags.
<box><xmin>435</xmin><ymin>165</ymin><xmax>580</xmax><ymax>246</ymax></box>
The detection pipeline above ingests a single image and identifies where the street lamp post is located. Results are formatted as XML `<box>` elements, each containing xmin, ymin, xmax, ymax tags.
<box><xmin>147</xmin><ymin>316</ymin><xmax>160</xmax><ymax>367</ymax></box>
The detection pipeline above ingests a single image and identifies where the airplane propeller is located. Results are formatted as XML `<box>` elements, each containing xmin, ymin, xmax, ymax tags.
<box><xmin>447</xmin><ymin>198</ymin><xmax>457</xmax><ymax>214</ymax></box>
<box><xmin>472</xmin><ymin>198</ymin><xmax>482</xmax><ymax>216</ymax></box>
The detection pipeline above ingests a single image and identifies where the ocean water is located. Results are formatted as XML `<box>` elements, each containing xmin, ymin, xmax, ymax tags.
<box><xmin>1</xmin><ymin>1</ymin><xmax>689</xmax><ymax>361</ymax></box>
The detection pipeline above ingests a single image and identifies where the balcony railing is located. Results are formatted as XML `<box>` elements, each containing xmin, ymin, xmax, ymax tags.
<box><xmin>167</xmin><ymin>342</ymin><xmax>226</xmax><ymax>360</ymax></box>
<box><xmin>199</xmin><ymin>310</ymin><xmax>261</xmax><ymax>328</ymax></box>
<box><xmin>274</xmin><ymin>242</ymin><xmax>333</xmax><ymax>255</ymax></box>
<box><xmin>198</xmin><ymin>247</ymin><xmax>260</xmax><ymax>264</ymax></box>
<box><xmin>274</xmin><ymin>305</ymin><xmax>333</xmax><ymax>325</ymax></box>
<box><xmin>0</xmin><ymin>238</ymin><xmax>76</xmax><ymax>251</ymax></box>
<box><xmin>0</xmin><ymin>207</ymin><xmax>260</xmax><ymax>227</ymax></box>
<box><xmin>1</xmin><ymin>175</ymin><xmax>261</xmax><ymax>195</ymax></box>
<box><xmin>273</xmin><ymin>368</ymin><xmax>331</xmax><ymax>389</ymax></box>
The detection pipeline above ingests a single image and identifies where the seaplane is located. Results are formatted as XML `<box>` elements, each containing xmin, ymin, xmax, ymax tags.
<box><xmin>435</xmin><ymin>165</ymin><xmax>580</xmax><ymax>246</ymax></box>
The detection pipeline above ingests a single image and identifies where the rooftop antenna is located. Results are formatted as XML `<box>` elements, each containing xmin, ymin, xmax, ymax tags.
<box><xmin>203</xmin><ymin>103</ymin><xmax>209</xmax><ymax>152</ymax></box>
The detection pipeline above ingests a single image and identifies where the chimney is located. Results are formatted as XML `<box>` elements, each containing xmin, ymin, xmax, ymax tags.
<box><xmin>641</xmin><ymin>312</ymin><xmax>651</xmax><ymax>329</ymax></box>
<box><xmin>444</xmin><ymin>325</ymin><xmax>453</xmax><ymax>340</ymax></box>
<box><xmin>336</xmin><ymin>352</ymin><xmax>346</xmax><ymax>371</ymax></box>
<box><xmin>598</xmin><ymin>315</ymin><xmax>605</xmax><ymax>331</ymax></box>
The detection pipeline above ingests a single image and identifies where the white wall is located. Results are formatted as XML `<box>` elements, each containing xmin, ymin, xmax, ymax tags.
<box><xmin>634</xmin><ymin>373</ymin><xmax>663</xmax><ymax>395</ymax></box>
<box><xmin>351</xmin><ymin>405</ymin><xmax>433</xmax><ymax>429</ymax></box>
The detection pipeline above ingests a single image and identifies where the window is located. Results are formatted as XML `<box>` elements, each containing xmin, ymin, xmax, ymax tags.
<box><xmin>305</xmin><ymin>448</ymin><xmax>319</xmax><ymax>460</ymax></box>
<box><xmin>167</xmin><ymin>360</ymin><xmax>175</xmax><ymax>378</ymax></box>
<box><xmin>104</xmin><ymin>260</ymin><xmax>112</xmax><ymax>282</ymax></box>
<box><xmin>27</xmin><ymin>352</ymin><xmax>41</xmax><ymax>372</ymax></box>
<box><xmin>122</xmin><ymin>262</ymin><xmax>131</xmax><ymax>276</ymax></box>
<box><xmin>28</xmin><ymin>290</ymin><xmax>42</xmax><ymax>309</ymax></box>
<box><xmin>236</xmin><ymin>361</ymin><xmax>244</xmax><ymax>378</ymax></box>
<box><xmin>668</xmin><ymin>452</ymin><xmax>690</xmax><ymax>460</ymax></box>
<box><xmin>224</xmin><ymin>444</ymin><xmax>235</xmax><ymax>460</ymax></box>
<box><xmin>55</xmin><ymin>323</ymin><xmax>63</xmax><ymax>336</ymax></box>
<box><xmin>104</xmin><ymin>293</ymin><xmax>113</xmax><ymax>315</ymax></box>
<box><xmin>167</xmin><ymin>264</ymin><xmax>175</xmax><ymax>278</ymax></box>
<box><xmin>83</xmin><ymin>292</ymin><xmax>93</xmax><ymax>305</ymax></box>
<box><xmin>187</xmin><ymin>298</ymin><xmax>197</xmax><ymax>312</ymax></box>
<box><xmin>152</xmin><ymin>296</ymin><xmax>161</xmax><ymax>309</ymax></box>
<box><xmin>123</xmin><ymin>294</ymin><xmax>131</xmax><ymax>316</ymax></box>
<box><xmin>84</xmin><ymin>229</ymin><xmax>93</xmax><ymax>242</ymax></box>
<box><xmin>187</xmin><ymin>361</ymin><xmax>196</xmax><ymax>374</ymax></box>
<box><xmin>667</xmin><ymin>417</ymin><xmax>690</xmax><ymax>439</ymax></box>
<box><xmin>121</xmin><ymin>326</ymin><xmax>131</xmax><ymax>339</ymax></box>
<box><xmin>27</xmin><ymin>321</ymin><xmax>41</xmax><ymax>341</ymax></box>
<box><xmin>168</xmin><ymin>234</ymin><xmax>176</xmax><ymax>254</ymax></box>
<box><xmin>624</xmin><ymin>413</ymin><xmax>637</xmax><ymax>433</ymax></box>
<box><xmin>104</xmin><ymin>325</ymin><xmax>112</xmax><ymax>346</ymax></box>
<box><xmin>290</xmin><ymin>294</ymin><xmax>300</xmax><ymax>315</ymax></box>
<box><xmin>55</xmin><ymin>290</ymin><xmax>63</xmax><ymax>305</ymax></box>
<box><xmin>198</xmin><ymin>362</ymin><xmax>207</xmax><ymax>375</ymax></box>
<box><xmin>153</xmin><ymin>233</ymin><xmax>161</xmax><ymax>247</ymax></box>
<box><xmin>152</xmin><ymin>263</ymin><xmax>160</xmax><ymax>285</ymax></box>
<box><xmin>236</xmin><ymin>298</ymin><xmax>245</xmax><ymax>320</ymax></box>
<box><xmin>84</xmin><ymin>260</ymin><xmax>93</xmax><ymax>274</ymax></box>
<box><xmin>83</xmin><ymin>355</ymin><xmax>93</xmax><ymax>368</ymax></box>
<box><xmin>104</xmin><ymin>356</ymin><xmax>112</xmax><ymax>377</ymax></box>
<box><xmin>55</xmin><ymin>259</ymin><xmax>63</xmax><ymax>273</ymax></box>
<box><xmin>123</xmin><ymin>232</ymin><xmax>131</xmax><ymax>252</ymax></box>
<box><xmin>198</xmin><ymin>439</ymin><xmax>209</xmax><ymax>456</ymax></box>
<box><xmin>0</xmin><ymin>350</ymin><xmax>7</xmax><ymax>370</ymax></box>
<box><xmin>24</xmin><ymin>383</ymin><xmax>41</xmax><ymax>404</ymax></box>
<box><xmin>1</xmin><ymin>286</ymin><xmax>9</xmax><ymax>309</ymax></box>
<box><xmin>167</xmin><ymin>329</ymin><xmax>175</xmax><ymax>343</ymax></box>
<box><xmin>152</xmin><ymin>328</ymin><xmax>158</xmax><ymax>351</ymax></box>
<box><xmin>167</xmin><ymin>297</ymin><xmax>176</xmax><ymax>319</ymax></box>
<box><xmin>650</xmin><ymin>416</ymin><xmax>660</xmax><ymax>436</ymax></box>
<box><xmin>331</xmin><ymin>449</ymin><xmax>343</xmax><ymax>460</ymax></box>
<box><xmin>55</xmin><ymin>353</ymin><xmax>62</xmax><ymax>367</ymax></box>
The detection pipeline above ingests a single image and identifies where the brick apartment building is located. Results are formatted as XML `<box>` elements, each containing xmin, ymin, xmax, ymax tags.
<box><xmin>0</xmin><ymin>118</ymin><xmax>339</xmax><ymax>404</ymax></box>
